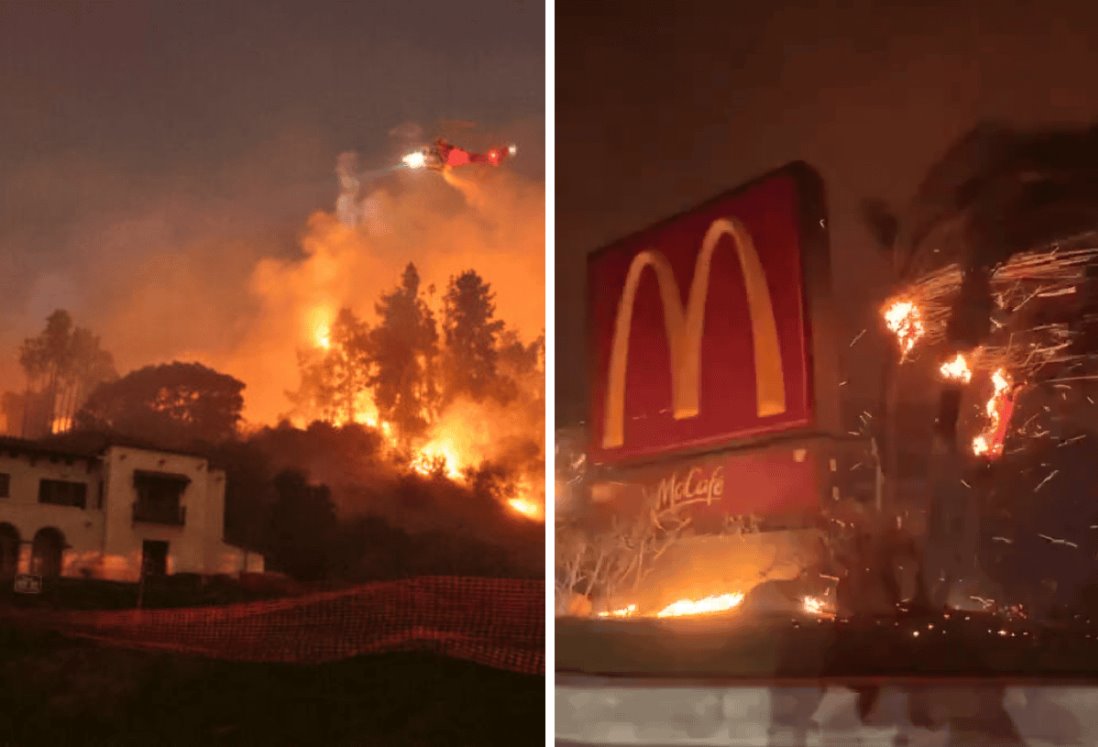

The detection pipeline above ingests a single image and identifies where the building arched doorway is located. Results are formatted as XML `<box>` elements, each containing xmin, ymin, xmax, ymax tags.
<box><xmin>0</xmin><ymin>524</ymin><xmax>19</xmax><ymax>580</ymax></box>
<box><xmin>31</xmin><ymin>527</ymin><xmax>65</xmax><ymax>578</ymax></box>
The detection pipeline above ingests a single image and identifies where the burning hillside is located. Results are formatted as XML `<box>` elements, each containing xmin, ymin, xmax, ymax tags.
<box><xmin>2</xmin><ymin>130</ymin><xmax>545</xmax><ymax>525</ymax></box>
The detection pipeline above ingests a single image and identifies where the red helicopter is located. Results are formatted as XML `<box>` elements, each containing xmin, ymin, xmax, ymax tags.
<box><xmin>401</xmin><ymin>138</ymin><xmax>517</xmax><ymax>171</ymax></box>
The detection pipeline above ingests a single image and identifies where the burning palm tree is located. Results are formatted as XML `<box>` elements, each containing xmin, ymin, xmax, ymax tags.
<box><xmin>866</xmin><ymin>121</ymin><xmax>1098</xmax><ymax>608</ymax></box>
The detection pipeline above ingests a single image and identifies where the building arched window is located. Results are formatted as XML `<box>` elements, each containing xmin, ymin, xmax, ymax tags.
<box><xmin>0</xmin><ymin>523</ymin><xmax>19</xmax><ymax>580</ymax></box>
<box><xmin>31</xmin><ymin>527</ymin><xmax>65</xmax><ymax>578</ymax></box>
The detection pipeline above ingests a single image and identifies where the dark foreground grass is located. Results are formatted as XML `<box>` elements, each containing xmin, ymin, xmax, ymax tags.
<box><xmin>0</xmin><ymin>626</ymin><xmax>543</xmax><ymax>746</ymax></box>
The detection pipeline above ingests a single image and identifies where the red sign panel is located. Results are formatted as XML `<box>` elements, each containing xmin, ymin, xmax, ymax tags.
<box><xmin>588</xmin><ymin>442</ymin><xmax>827</xmax><ymax>527</ymax></box>
<box><xmin>649</xmin><ymin>445</ymin><xmax>822</xmax><ymax>524</ymax></box>
<box><xmin>588</xmin><ymin>163</ymin><xmax>828</xmax><ymax>465</ymax></box>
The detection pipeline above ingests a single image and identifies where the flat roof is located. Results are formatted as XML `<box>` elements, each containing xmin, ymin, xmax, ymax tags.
<box><xmin>0</xmin><ymin>433</ymin><xmax>214</xmax><ymax>465</ymax></box>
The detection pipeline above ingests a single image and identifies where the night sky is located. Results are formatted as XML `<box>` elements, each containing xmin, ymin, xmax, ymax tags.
<box><xmin>556</xmin><ymin>0</ymin><xmax>1098</xmax><ymax>427</ymax></box>
<box><xmin>0</xmin><ymin>0</ymin><xmax>543</xmax><ymax>398</ymax></box>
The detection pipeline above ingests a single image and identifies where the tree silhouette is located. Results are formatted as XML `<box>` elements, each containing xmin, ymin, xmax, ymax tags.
<box><xmin>15</xmin><ymin>310</ymin><xmax>116</xmax><ymax>437</ymax></box>
<box><xmin>368</xmin><ymin>263</ymin><xmax>439</xmax><ymax>439</ymax></box>
<box><xmin>211</xmin><ymin>439</ymin><xmax>276</xmax><ymax>554</ymax></box>
<box><xmin>441</xmin><ymin>270</ymin><xmax>505</xmax><ymax>402</ymax></box>
<box><xmin>265</xmin><ymin>469</ymin><xmax>339</xmax><ymax>581</ymax></box>
<box><xmin>75</xmin><ymin>361</ymin><xmax>244</xmax><ymax>448</ymax></box>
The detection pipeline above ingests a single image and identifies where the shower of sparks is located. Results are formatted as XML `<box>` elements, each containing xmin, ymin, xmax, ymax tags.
<box><xmin>885</xmin><ymin>237</ymin><xmax>1098</xmax><ymax>381</ymax></box>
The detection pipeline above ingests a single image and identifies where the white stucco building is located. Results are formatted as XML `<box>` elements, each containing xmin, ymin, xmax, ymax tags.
<box><xmin>0</xmin><ymin>437</ymin><xmax>263</xmax><ymax>582</ymax></box>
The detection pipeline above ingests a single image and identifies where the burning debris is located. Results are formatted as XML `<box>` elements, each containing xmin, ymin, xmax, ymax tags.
<box><xmin>972</xmin><ymin>368</ymin><xmax>1015</xmax><ymax>459</ymax></box>
<box><xmin>884</xmin><ymin>300</ymin><xmax>925</xmax><ymax>357</ymax></box>
<box><xmin>939</xmin><ymin>352</ymin><xmax>973</xmax><ymax>383</ymax></box>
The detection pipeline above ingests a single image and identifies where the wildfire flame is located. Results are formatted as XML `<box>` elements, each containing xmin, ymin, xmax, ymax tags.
<box><xmin>410</xmin><ymin>439</ymin><xmax>463</xmax><ymax>479</ymax></box>
<box><xmin>884</xmin><ymin>300</ymin><xmax>925</xmax><ymax>357</ymax></box>
<box><xmin>297</xmin><ymin>377</ymin><xmax>543</xmax><ymax>521</ymax></box>
<box><xmin>276</xmin><ymin>160</ymin><xmax>546</xmax><ymax>526</ymax></box>
<box><xmin>313</xmin><ymin>323</ymin><xmax>332</xmax><ymax>351</ymax></box>
<box><xmin>507</xmin><ymin>497</ymin><xmax>542</xmax><ymax>521</ymax></box>
<box><xmin>656</xmin><ymin>592</ymin><xmax>745</xmax><ymax>618</ymax></box>
<box><xmin>973</xmin><ymin>368</ymin><xmax>1013</xmax><ymax>458</ymax></box>
<box><xmin>939</xmin><ymin>352</ymin><xmax>972</xmax><ymax>383</ymax></box>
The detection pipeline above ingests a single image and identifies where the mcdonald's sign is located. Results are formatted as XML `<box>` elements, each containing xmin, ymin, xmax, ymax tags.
<box><xmin>588</xmin><ymin>162</ymin><xmax>837</xmax><ymax>465</ymax></box>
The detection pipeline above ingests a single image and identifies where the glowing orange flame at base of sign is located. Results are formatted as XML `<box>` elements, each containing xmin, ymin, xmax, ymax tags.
<box><xmin>656</xmin><ymin>592</ymin><xmax>745</xmax><ymax>618</ymax></box>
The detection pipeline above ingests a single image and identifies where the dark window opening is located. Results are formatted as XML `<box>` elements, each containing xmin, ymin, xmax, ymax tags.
<box><xmin>38</xmin><ymin>479</ymin><xmax>87</xmax><ymax>508</ymax></box>
<box><xmin>31</xmin><ymin>528</ymin><xmax>64</xmax><ymax>578</ymax></box>
<box><xmin>132</xmin><ymin>471</ymin><xmax>188</xmax><ymax>526</ymax></box>
<box><xmin>0</xmin><ymin>524</ymin><xmax>19</xmax><ymax>579</ymax></box>
<box><xmin>0</xmin><ymin>473</ymin><xmax>9</xmax><ymax>498</ymax></box>
<box><xmin>141</xmin><ymin>540</ymin><xmax>169</xmax><ymax>576</ymax></box>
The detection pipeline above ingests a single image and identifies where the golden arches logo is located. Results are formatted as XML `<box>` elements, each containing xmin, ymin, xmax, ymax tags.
<box><xmin>603</xmin><ymin>217</ymin><xmax>786</xmax><ymax>449</ymax></box>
